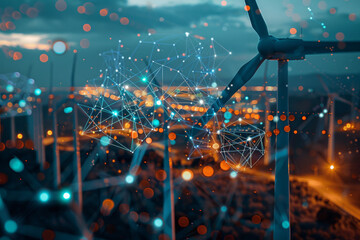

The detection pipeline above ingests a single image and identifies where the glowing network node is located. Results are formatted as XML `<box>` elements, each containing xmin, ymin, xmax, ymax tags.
<box><xmin>153</xmin><ymin>218</ymin><xmax>163</xmax><ymax>228</ymax></box>
<box><xmin>230</xmin><ymin>171</ymin><xmax>237</xmax><ymax>178</ymax></box>
<box><xmin>282</xmin><ymin>220</ymin><xmax>290</xmax><ymax>229</ymax></box>
<box><xmin>220</xmin><ymin>205</ymin><xmax>227</xmax><ymax>212</ymax></box>
<box><xmin>4</xmin><ymin>220</ymin><xmax>17</xmax><ymax>234</ymax></box>
<box><xmin>38</xmin><ymin>190</ymin><xmax>50</xmax><ymax>203</ymax></box>
<box><xmin>9</xmin><ymin>157</ymin><xmax>24</xmax><ymax>173</ymax></box>
<box><xmin>125</xmin><ymin>174</ymin><xmax>135</xmax><ymax>184</ymax></box>
<box><xmin>61</xmin><ymin>190</ymin><xmax>71</xmax><ymax>201</ymax></box>
<box><xmin>100</xmin><ymin>136</ymin><xmax>111</xmax><ymax>146</ymax></box>
<box><xmin>152</xmin><ymin>119</ymin><xmax>160</xmax><ymax>127</ymax></box>
<box><xmin>19</xmin><ymin>100</ymin><xmax>26</xmax><ymax>107</ymax></box>
<box><xmin>6</xmin><ymin>85</ymin><xmax>14</xmax><ymax>92</ymax></box>
<box><xmin>64</xmin><ymin>107</ymin><xmax>73</xmax><ymax>114</ymax></box>
<box><xmin>34</xmin><ymin>88</ymin><xmax>42</xmax><ymax>96</ymax></box>
<box><xmin>224</xmin><ymin>111</ymin><xmax>232</xmax><ymax>120</ymax></box>
<box><xmin>112</xmin><ymin>110</ymin><xmax>118</xmax><ymax>117</ymax></box>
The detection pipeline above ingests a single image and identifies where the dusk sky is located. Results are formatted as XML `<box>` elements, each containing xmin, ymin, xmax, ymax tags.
<box><xmin>0</xmin><ymin>0</ymin><xmax>359</xmax><ymax>89</ymax></box>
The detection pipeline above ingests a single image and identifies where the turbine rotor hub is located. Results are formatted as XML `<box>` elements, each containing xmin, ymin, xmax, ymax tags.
<box><xmin>258</xmin><ymin>36</ymin><xmax>305</xmax><ymax>60</ymax></box>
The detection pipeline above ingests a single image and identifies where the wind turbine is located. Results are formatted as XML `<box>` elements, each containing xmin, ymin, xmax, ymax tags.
<box><xmin>318</xmin><ymin>77</ymin><xmax>353</xmax><ymax>165</ymax></box>
<box><xmin>145</xmin><ymin>60</ymin><xmax>176</xmax><ymax>240</ymax></box>
<box><xmin>194</xmin><ymin>0</ymin><xmax>360</xmax><ymax>239</ymax></box>
<box><xmin>70</xmin><ymin>52</ymin><xmax>83</xmax><ymax>211</ymax></box>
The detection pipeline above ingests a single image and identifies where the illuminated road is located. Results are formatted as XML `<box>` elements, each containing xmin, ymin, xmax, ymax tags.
<box><xmin>246</xmin><ymin>168</ymin><xmax>360</xmax><ymax>220</ymax></box>
<box><xmin>296</xmin><ymin>175</ymin><xmax>360</xmax><ymax>220</ymax></box>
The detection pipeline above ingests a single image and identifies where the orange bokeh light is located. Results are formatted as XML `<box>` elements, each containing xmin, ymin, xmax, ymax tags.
<box><xmin>83</xmin><ymin>23</ymin><xmax>91</xmax><ymax>32</ymax></box>
<box><xmin>220</xmin><ymin>160</ymin><xmax>230</xmax><ymax>171</ymax></box>
<box><xmin>178</xmin><ymin>216</ymin><xmax>189</xmax><ymax>227</ymax></box>
<box><xmin>100</xmin><ymin>8</ymin><xmax>108</xmax><ymax>16</ymax></box>
<box><xmin>40</xmin><ymin>54</ymin><xmax>48</xmax><ymax>63</ymax></box>
<box><xmin>120</xmin><ymin>17</ymin><xmax>129</xmax><ymax>25</ymax></box>
<box><xmin>202</xmin><ymin>166</ymin><xmax>214</xmax><ymax>177</ymax></box>
<box><xmin>290</xmin><ymin>28</ymin><xmax>297</xmax><ymax>35</ymax></box>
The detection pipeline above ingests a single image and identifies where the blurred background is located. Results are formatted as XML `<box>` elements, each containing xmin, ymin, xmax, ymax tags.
<box><xmin>0</xmin><ymin>0</ymin><xmax>360</xmax><ymax>239</ymax></box>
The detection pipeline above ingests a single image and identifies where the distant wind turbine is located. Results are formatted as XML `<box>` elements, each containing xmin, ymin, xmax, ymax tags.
<box><xmin>195</xmin><ymin>0</ymin><xmax>360</xmax><ymax>239</ymax></box>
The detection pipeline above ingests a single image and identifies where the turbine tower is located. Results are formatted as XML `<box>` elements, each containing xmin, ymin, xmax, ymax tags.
<box><xmin>194</xmin><ymin>0</ymin><xmax>360</xmax><ymax>239</ymax></box>
<box><xmin>319</xmin><ymin>77</ymin><xmax>353</xmax><ymax>164</ymax></box>
<box><xmin>145</xmin><ymin>60</ymin><xmax>176</xmax><ymax>240</ymax></box>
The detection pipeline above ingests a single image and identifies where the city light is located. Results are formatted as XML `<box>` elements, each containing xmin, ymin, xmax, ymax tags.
<box><xmin>330</xmin><ymin>165</ymin><xmax>335</xmax><ymax>170</ymax></box>
<box><xmin>181</xmin><ymin>169</ymin><xmax>193</xmax><ymax>181</ymax></box>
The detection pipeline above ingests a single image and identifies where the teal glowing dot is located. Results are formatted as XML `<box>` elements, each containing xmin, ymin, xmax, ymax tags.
<box><xmin>4</xmin><ymin>220</ymin><xmax>17</xmax><ymax>234</ymax></box>
<box><xmin>61</xmin><ymin>190</ymin><xmax>71</xmax><ymax>201</ymax></box>
<box><xmin>220</xmin><ymin>206</ymin><xmax>227</xmax><ymax>212</ymax></box>
<box><xmin>230</xmin><ymin>171</ymin><xmax>237</xmax><ymax>178</ymax></box>
<box><xmin>211</xmin><ymin>82</ymin><xmax>217</xmax><ymax>88</ymax></box>
<box><xmin>152</xmin><ymin>119</ymin><xmax>160</xmax><ymax>127</ymax></box>
<box><xmin>39</xmin><ymin>190</ymin><xmax>50</xmax><ymax>203</ymax></box>
<box><xmin>224</xmin><ymin>111</ymin><xmax>232</xmax><ymax>120</ymax></box>
<box><xmin>6</xmin><ymin>85</ymin><xmax>14</xmax><ymax>92</ymax></box>
<box><xmin>156</xmin><ymin>100</ymin><xmax>162</xmax><ymax>106</ymax></box>
<box><xmin>112</xmin><ymin>111</ymin><xmax>118</xmax><ymax>117</ymax></box>
<box><xmin>64</xmin><ymin>107</ymin><xmax>73</xmax><ymax>114</ymax></box>
<box><xmin>245</xmin><ymin>96</ymin><xmax>249</xmax><ymax>100</ymax></box>
<box><xmin>170</xmin><ymin>140</ymin><xmax>176</xmax><ymax>145</ymax></box>
<box><xmin>100</xmin><ymin>136</ymin><xmax>110</xmax><ymax>146</ymax></box>
<box><xmin>282</xmin><ymin>220</ymin><xmax>290</xmax><ymax>229</ymax></box>
<box><xmin>53</xmin><ymin>40</ymin><xmax>67</xmax><ymax>55</ymax></box>
<box><xmin>141</xmin><ymin>77</ymin><xmax>147</xmax><ymax>82</ymax></box>
<box><xmin>34</xmin><ymin>88</ymin><xmax>42</xmax><ymax>96</ymax></box>
<box><xmin>125</xmin><ymin>174</ymin><xmax>134</xmax><ymax>184</ymax></box>
<box><xmin>19</xmin><ymin>100</ymin><xmax>26</xmax><ymax>107</ymax></box>
<box><xmin>153</xmin><ymin>218</ymin><xmax>163</xmax><ymax>228</ymax></box>
<box><xmin>9</xmin><ymin>157</ymin><xmax>24</xmax><ymax>173</ymax></box>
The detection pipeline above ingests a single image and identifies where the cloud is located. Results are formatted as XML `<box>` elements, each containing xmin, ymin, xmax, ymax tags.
<box><xmin>0</xmin><ymin>33</ymin><xmax>50</xmax><ymax>50</ymax></box>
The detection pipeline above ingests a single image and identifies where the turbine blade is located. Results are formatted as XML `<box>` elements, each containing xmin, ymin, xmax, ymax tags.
<box><xmin>197</xmin><ymin>54</ymin><xmax>264</xmax><ymax>127</ymax></box>
<box><xmin>335</xmin><ymin>96</ymin><xmax>352</xmax><ymax>106</ymax></box>
<box><xmin>303</xmin><ymin>41</ymin><xmax>360</xmax><ymax>55</ymax></box>
<box><xmin>317</xmin><ymin>75</ymin><xmax>330</xmax><ymax>94</ymax></box>
<box><xmin>245</xmin><ymin>0</ymin><xmax>269</xmax><ymax>38</ymax></box>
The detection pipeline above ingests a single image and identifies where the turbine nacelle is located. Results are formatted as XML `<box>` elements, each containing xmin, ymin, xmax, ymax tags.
<box><xmin>258</xmin><ymin>36</ymin><xmax>305</xmax><ymax>60</ymax></box>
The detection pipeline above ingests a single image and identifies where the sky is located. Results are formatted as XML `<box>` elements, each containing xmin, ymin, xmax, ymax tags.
<box><xmin>0</xmin><ymin>0</ymin><xmax>359</xmax><ymax>89</ymax></box>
